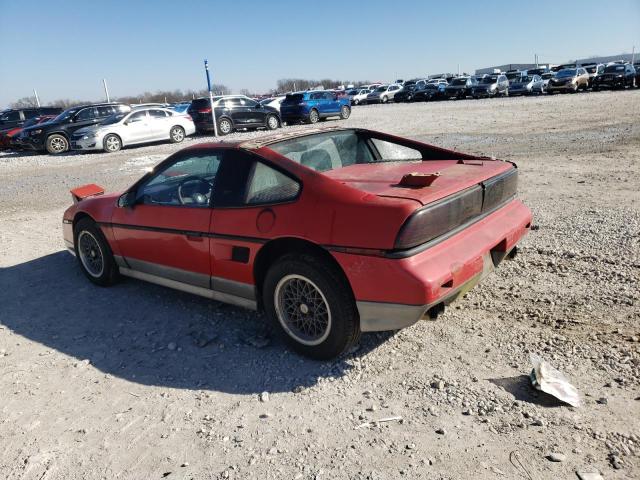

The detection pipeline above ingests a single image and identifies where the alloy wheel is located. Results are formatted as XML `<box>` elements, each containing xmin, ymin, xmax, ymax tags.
<box><xmin>267</xmin><ymin>116</ymin><xmax>279</xmax><ymax>129</ymax></box>
<box><xmin>171</xmin><ymin>127</ymin><xmax>184</xmax><ymax>142</ymax></box>
<box><xmin>78</xmin><ymin>231</ymin><xmax>105</xmax><ymax>278</ymax></box>
<box><xmin>274</xmin><ymin>274</ymin><xmax>331</xmax><ymax>346</ymax></box>
<box><xmin>105</xmin><ymin>135</ymin><xmax>121</xmax><ymax>152</ymax></box>
<box><xmin>219</xmin><ymin>119</ymin><xmax>232</xmax><ymax>134</ymax></box>
<box><xmin>50</xmin><ymin>136</ymin><xmax>67</xmax><ymax>153</ymax></box>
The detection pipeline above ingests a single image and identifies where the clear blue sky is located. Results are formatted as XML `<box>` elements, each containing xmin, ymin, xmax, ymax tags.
<box><xmin>0</xmin><ymin>0</ymin><xmax>638</xmax><ymax>107</ymax></box>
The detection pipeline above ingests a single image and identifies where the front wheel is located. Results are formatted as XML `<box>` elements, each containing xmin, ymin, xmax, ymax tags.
<box><xmin>339</xmin><ymin>105</ymin><xmax>351</xmax><ymax>120</ymax></box>
<box><xmin>217</xmin><ymin>117</ymin><xmax>233</xmax><ymax>135</ymax></box>
<box><xmin>103</xmin><ymin>134</ymin><xmax>122</xmax><ymax>153</ymax></box>
<box><xmin>46</xmin><ymin>134</ymin><xmax>69</xmax><ymax>155</ymax></box>
<box><xmin>74</xmin><ymin>218</ymin><xmax>119</xmax><ymax>286</ymax></box>
<box><xmin>381</xmin><ymin>95</ymin><xmax>388</xmax><ymax>103</ymax></box>
<box><xmin>169</xmin><ymin>125</ymin><xmax>185</xmax><ymax>143</ymax></box>
<box><xmin>266</xmin><ymin>114</ymin><xmax>280</xmax><ymax>130</ymax></box>
<box><xmin>263</xmin><ymin>254</ymin><xmax>360</xmax><ymax>360</ymax></box>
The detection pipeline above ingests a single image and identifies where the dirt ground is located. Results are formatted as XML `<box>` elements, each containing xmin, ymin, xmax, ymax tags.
<box><xmin>0</xmin><ymin>90</ymin><xmax>638</xmax><ymax>480</ymax></box>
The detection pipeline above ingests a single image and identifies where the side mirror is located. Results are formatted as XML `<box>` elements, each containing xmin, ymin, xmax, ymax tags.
<box><xmin>118</xmin><ymin>191</ymin><xmax>136</xmax><ymax>208</ymax></box>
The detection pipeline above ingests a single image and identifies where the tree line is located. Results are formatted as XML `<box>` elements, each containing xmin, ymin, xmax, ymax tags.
<box><xmin>7</xmin><ymin>78</ymin><xmax>371</xmax><ymax>109</ymax></box>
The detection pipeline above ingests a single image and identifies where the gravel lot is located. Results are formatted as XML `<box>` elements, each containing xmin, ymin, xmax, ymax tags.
<box><xmin>1</xmin><ymin>90</ymin><xmax>638</xmax><ymax>480</ymax></box>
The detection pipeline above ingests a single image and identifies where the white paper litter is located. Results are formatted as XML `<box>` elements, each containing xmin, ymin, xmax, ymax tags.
<box><xmin>529</xmin><ymin>353</ymin><xmax>581</xmax><ymax>407</ymax></box>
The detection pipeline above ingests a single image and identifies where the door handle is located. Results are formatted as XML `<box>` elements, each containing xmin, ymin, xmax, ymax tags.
<box><xmin>185</xmin><ymin>233</ymin><xmax>203</xmax><ymax>242</ymax></box>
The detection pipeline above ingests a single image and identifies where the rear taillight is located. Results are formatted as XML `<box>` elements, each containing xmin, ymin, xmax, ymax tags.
<box><xmin>394</xmin><ymin>168</ymin><xmax>518</xmax><ymax>250</ymax></box>
<box><xmin>183</xmin><ymin>114</ymin><xmax>193</xmax><ymax>121</ymax></box>
<box><xmin>395</xmin><ymin>186</ymin><xmax>483</xmax><ymax>250</ymax></box>
<box><xmin>197</xmin><ymin>107</ymin><xmax>211</xmax><ymax>114</ymax></box>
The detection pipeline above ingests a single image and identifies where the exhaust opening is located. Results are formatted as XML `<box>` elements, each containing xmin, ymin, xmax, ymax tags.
<box><xmin>426</xmin><ymin>302</ymin><xmax>445</xmax><ymax>320</ymax></box>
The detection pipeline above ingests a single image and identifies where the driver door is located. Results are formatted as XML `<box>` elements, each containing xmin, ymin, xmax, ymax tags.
<box><xmin>111</xmin><ymin>151</ymin><xmax>222</xmax><ymax>288</ymax></box>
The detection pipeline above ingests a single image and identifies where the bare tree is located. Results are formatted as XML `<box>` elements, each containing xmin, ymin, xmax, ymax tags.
<box><xmin>10</xmin><ymin>96</ymin><xmax>39</xmax><ymax>108</ymax></box>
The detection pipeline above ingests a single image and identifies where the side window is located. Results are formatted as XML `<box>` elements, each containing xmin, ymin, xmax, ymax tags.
<box><xmin>137</xmin><ymin>153</ymin><xmax>222</xmax><ymax>207</ymax></box>
<box><xmin>149</xmin><ymin>109</ymin><xmax>168</xmax><ymax>118</ymax></box>
<box><xmin>97</xmin><ymin>106</ymin><xmax>115</xmax><ymax>117</ymax></box>
<box><xmin>371</xmin><ymin>138</ymin><xmax>421</xmax><ymax>161</ymax></box>
<box><xmin>246</xmin><ymin>162</ymin><xmax>300</xmax><ymax>205</ymax></box>
<box><xmin>24</xmin><ymin>110</ymin><xmax>39</xmax><ymax>119</ymax></box>
<box><xmin>223</xmin><ymin>98</ymin><xmax>242</xmax><ymax>108</ymax></box>
<box><xmin>127</xmin><ymin>111</ymin><xmax>147</xmax><ymax>123</ymax></box>
<box><xmin>75</xmin><ymin>108</ymin><xmax>97</xmax><ymax>121</ymax></box>
<box><xmin>241</xmin><ymin>98</ymin><xmax>258</xmax><ymax>108</ymax></box>
<box><xmin>310</xmin><ymin>92</ymin><xmax>323</xmax><ymax>100</ymax></box>
<box><xmin>0</xmin><ymin>111</ymin><xmax>20</xmax><ymax>122</ymax></box>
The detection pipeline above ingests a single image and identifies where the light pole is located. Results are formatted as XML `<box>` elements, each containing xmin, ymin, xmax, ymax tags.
<box><xmin>204</xmin><ymin>59</ymin><xmax>218</xmax><ymax>137</ymax></box>
<box><xmin>103</xmin><ymin>79</ymin><xmax>110</xmax><ymax>103</ymax></box>
<box><xmin>33</xmin><ymin>89</ymin><xmax>40</xmax><ymax>107</ymax></box>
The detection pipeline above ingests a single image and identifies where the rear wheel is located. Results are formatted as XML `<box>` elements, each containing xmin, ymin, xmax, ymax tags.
<box><xmin>339</xmin><ymin>105</ymin><xmax>351</xmax><ymax>120</ymax></box>
<box><xmin>381</xmin><ymin>95</ymin><xmax>388</xmax><ymax>103</ymax></box>
<box><xmin>169</xmin><ymin>125</ymin><xmax>185</xmax><ymax>143</ymax></box>
<box><xmin>46</xmin><ymin>134</ymin><xmax>69</xmax><ymax>155</ymax></box>
<box><xmin>103</xmin><ymin>134</ymin><xmax>122</xmax><ymax>153</ymax></box>
<box><xmin>308</xmin><ymin>109</ymin><xmax>320</xmax><ymax>124</ymax></box>
<box><xmin>263</xmin><ymin>254</ymin><xmax>360</xmax><ymax>360</ymax></box>
<box><xmin>218</xmin><ymin>117</ymin><xmax>233</xmax><ymax>135</ymax></box>
<box><xmin>266</xmin><ymin>114</ymin><xmax>280</xmax><ymax>130</ymax></box>
<box><xmin>74</xmin><ymin>218</ymin><xmax>119</xmax><ymax>286</ymax></box>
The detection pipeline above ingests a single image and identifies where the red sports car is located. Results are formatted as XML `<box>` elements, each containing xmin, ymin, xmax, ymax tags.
<box><xmin>63</xmin><ymin>127</ymin><xmax>532</xmax><ymax>359</ymax></box>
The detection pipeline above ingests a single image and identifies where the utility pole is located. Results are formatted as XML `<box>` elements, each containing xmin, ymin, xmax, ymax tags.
<box><xmin>204</xmin><ymin>59</ymin><xmax>218</xmax><ymax>137</ymax></box>
<box><xmin>457</xmin><ymin>63</ymin><xmax>460</xmax><ymax>76</ymax></box>
<box><xmin>33</xmin><ymin>89</ymin><xmax>40</xmax><ymax>107</ymax></box>
<box><xmin>103</xmin><ymin>79</ymin><xmax>110</xmax><ymax>102</ymax></box>
<box><xmin>632</xmin><ymin>46</ymin><xmax>636</xmax><ymax>65</ymax></box>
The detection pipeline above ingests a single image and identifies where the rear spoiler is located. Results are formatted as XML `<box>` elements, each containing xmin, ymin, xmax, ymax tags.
<box><xmin>71</xmin><ymin>184</ymin><xmax>105</xmax><ymax>203</ymax></box>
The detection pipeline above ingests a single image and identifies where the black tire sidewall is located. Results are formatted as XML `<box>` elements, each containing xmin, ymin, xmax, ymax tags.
<box><xmin>263</xmin><ymin>254</ymin><xmax>360</xmax><ymax>360</ymax></box>
<box><xmin>309</xmin><ymin>110</ymin><xmax>319</xmax><ymax>124</ymax></box>
<box><xmin>218</xmin><ymin>118</ymin><xmax>232</xmax><ymax>135</ymax></box>
<box><xmin>266</xmin><ymin>115</ymin><xmax>279</xmax><ymax>130</ymax></box>
<box><xmin>340</xmin><ymin>106</ymin><xmax>350</xmax><ymax>119</ymax></box>
<box><xmin>74</xmin><ymin>218</ymin><xmax>119</xmax><ymax>286</ymax></box>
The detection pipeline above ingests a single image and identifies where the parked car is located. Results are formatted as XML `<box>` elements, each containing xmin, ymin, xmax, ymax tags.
<box><xmin>70</xmin><ymin>108</ymin><xmax>195</xmax><ymax>153</ymax></box>
<box><xmin>470</xmin><ymin>74</ymin><xmax>509</xmax><ymax>98</ymax></box>
<box><xmin>508</xmin><ymin>74</ymin><xmax>545</xmax><ymax>95</ymax></box>
<box><xmin>393</xmin><ymin>79</ymin><xmax>424</xmax><ymax>102</ymax></box>
<box><xmin>551</xmin><ymin>63</ymin><xmax>577</xmax><ymax>72</ymax></box>
<box><xmin>526</xmin><ymin>67</ymin><xmax>550</xmax><ymax>76</ymax></box>
<box><xmin>169</xmin><ymin>103</ymin><xmax>191</xmax><ymax>114</ymax></box>
<box><xmin>580</xmin><ymin>63</ymin><xmax>605</xmax><ymax>87</ymax></box>
<box><xmin>413</xmin><ymin>83</ymin><xmax>446</xmax><ymax>101</ymax></box>
<box><xmin>259</xmin><ymin>96</ymin><xmax>286</xmax><ymax>113</ymax></box>
<box><xmin>366</xmin><ymin>84</ymin><xmax>403</xmax><ymax>104</ymax></box>
<box><xmin>62</xmin><ymin>127</ymin><xmax>531</xmax><ymax>359</ymax></box>
<box><xmin>0</xmin><ymin>115</ymin><xmax>55</xmax><ymax>150</ymax></box>
<box><xmin>444</xmin><ymin>77</ymin><xmax>478</xmax><ymax>99</ymax></box>
<box><xmin>547</xmin><ymin>68</ymin><xmax>589</xmax><ymax>94</ymax></box>
<box><xmin>505</xmin><ymin>70</ymin><xmax>524</xmax><ymax>83</ymax></box>
<box><xmin>19</xmin><ymin>103</ymin><xmax>131</xmax><ymax>154</ymax></box>
<box><xmin>0</xmin><ymin>107</ymin><xmax>62</xmax><ymax>133</ymax></box>
<box><xmin>280</xmin><ymin>91</ymin><xmax>351</xmax><ymax>124</ymax></box>
<box><xmin>348</xmin><ymin>89</ymin><xmax>371</xmax><ymax>105</ymax></box>
<box><xmin>188</xmin><ymin>95</ymin><xmax>282</xmax><ymax>134</ymax></box>
<box><xmin>635</xmin><ymin>63</ymin><xmax>640</xmax><ymax>87</ymax></box>
<box><xmin>540</xmin><ymin>72</ymin><xmax>556</xmax><ymax>91</ymax></box>
<box><xmin>592</xmin><ymin>63</ymin><xmax>637</xmax><ymax>90</ymax></box>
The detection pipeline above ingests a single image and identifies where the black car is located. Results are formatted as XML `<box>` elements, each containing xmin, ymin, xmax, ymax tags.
<box><xmin>187</xmin><ymin>95</ymin><xmax>281</xmax><ymax>135</ymax></box>
<box><xmin>635</xmin><ymin>63</ymin><xmax>640</xmax><ymax>87</ymax></box>
<box><xmin>412</xmin><ymin>83</ymin><xmax>447</xmax><ymax>101</ymax></box>
<box><xmin>19</xmin><ymin>103</ymin><xmax>131</xmax><ymax>154</ymax></box>
<box><xmin>470</xmin><ymin>74</ymin><xmax>509</xmax><ymax>98</ymax></box>
<box><xmin>593</xmin><ymin>63</ymin><xmax>637</xmax><ymax>90</ymax></box>
<box><xmin>393</xmin><ymin>79</ymin><xmax>424</xmax><ymax>102</ymax></box>
<box><xmin>444</xmin><ymin>77</ymin><xmax>478</xmax><ymax>99</ymax></box>
<box><xmin>0</xmin><ymin>107</ymin><xmax>62</xmax><ymax>133</ymax></box>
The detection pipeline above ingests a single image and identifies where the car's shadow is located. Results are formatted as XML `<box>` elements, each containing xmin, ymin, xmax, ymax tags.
<box><xmin>0</xmin><ymin>251</ymin><xmax>392</xmax><ymax>394</ymax></box>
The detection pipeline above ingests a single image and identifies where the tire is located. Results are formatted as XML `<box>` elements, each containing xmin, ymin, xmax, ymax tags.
<box><xmin>103</xmin><ymin>134</ymin><xmax>122</xmax><ymax>153</ymax></box>
<box><xmin>339</xmin><ymin>105</ymin><xmax>351</xmax><ymax>120</ymax></box>
<box><xmin>353</xmin><ymin>99</ymin><xmax>359</xmax><ymax>105</ymax></box>
<box><xmin>74</xmin><ymin>218</ymin><xmax>119</xmax><ymax>287</ymax></box>
<box><xmin>381</xmin><ymin>95</ymin><xmax>388</xmax><ymax>104</ymax></box>
<box><xmin>46</xmin><ymin>134</ymin><xmax>69</xmax><ymax>155</ymax></box>
<box><xmin>217</xmin><ymin>117</ymin><xmax>233</xmax><ymax>135</ymax></box>
<box><xmin>263</xmin><ymin>254</ymin><xmax>360</xmax><ymax>360</ymax></box>
<box><xmin>504</xmin><ymin>88</ymin><xmax>509</xmax><ymax>97</ymax></box>
<box><xmin>571</xmin><ymin>83</ymin><xmax>578</xmax><ymax>93</ymax></box>
<box><xmin>308</xmin><ymin>109</ymin><xmax>320</xmax><ymax>124</ymax></box>
<box><xmin>266</xmin><ymin>114</ymin><xmax>280</xmax><ymax>130</ymax></box>
<box><xmin>169</xmin><ymin>125</ymin><xmax>185</xmax><ymax>143</ymax></box>
<box><xmin>593</xmin><ymin>86</ymin><xmax>599</xmax><ymax>92</ymax></box>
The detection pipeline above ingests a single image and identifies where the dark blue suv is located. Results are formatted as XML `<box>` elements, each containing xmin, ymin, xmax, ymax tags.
<box><xmin>280</xmin><ymin>91</ymin><xmax>351</xmax><ymax>124</ymax></box>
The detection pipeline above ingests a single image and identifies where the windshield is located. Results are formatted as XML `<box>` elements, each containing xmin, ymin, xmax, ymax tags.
<box><xmin>556</xmin><ymin>69</ymin><xmax>577</xmax><ymax>77</ymax></box>
<box><xmin>268</xmin><ymin>130</ymin><xmax>422</xmax><ymax>173</ymax></box>
<box><xmin>100</xmin><ymin>113</ymin><xmax>127</xmax><ymax>125</ymax></box>
<box><xmin>375</xmin><ymin>86</ymin><xmax>387</xmax><ymax>92</ymax></box>
<box><xmin>542</xmin><ymin>73</ymin><xmax>554</xmax><ymax>79</ymax></box>
<box><xmin>519</xmin><ymin>75</ymin><xmax>534</xmax><ymax>82</ymax></box>
<box><xmin>52</xmin><ymin>108</ymin><xmax>78</xmax><ymax>123</ymax></box>
<box><xmin>604</xmin><ymin>65</ymin><xmax>625</xmax><ymax>73</ymax></box>
<box><xmin>480</xmin><ymin>76</ymin><xmax>497</xmax><ymax>84</ymax></box>
<box><xmin>583</xmin><ymin>66</ymin><xmax>597</xmax><ymax>73</ymax></box>
<box><xmin>451</xmin><ymin>78</ymin><xmax>467</xmax><ymax>86</ymax></box>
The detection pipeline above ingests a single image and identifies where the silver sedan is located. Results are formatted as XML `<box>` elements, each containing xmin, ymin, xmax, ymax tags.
<box><xmin>71</xmin><ymin>108</ymin><xmax>196</xmax><ymax>153</ymax></box>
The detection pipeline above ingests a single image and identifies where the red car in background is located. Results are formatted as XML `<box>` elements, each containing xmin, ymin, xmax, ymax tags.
<box><xmin>62</xmin><ymin>127</ymin><xmax>532</xmax><ymax>359</ymax></box>
<box><xmin>0</xmin><ymin>115</ymin><xmax>56</xmax><ymax>150</ymax></box>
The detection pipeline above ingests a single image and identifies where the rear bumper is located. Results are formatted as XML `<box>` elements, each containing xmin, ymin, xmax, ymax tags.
<box><xmin>334</xmin><ymin>199</ymin><xmax>532</xmax><ymax>332</ymax></box>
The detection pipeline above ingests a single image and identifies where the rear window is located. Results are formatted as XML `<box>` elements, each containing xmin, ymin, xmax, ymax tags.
<box><xmin>284</xmin><ymin>94</ymin><xmax>305</xmax><ymax>103</ymax></box>
<box><xmin>267</xmin><ymin>130</ymin><xmax>422</xmax><ymax>173</ymax></box>
<box><xmin>190</xmin><ymin>98</ymin><xmax>211</xmax><ymax>109</ymax></box>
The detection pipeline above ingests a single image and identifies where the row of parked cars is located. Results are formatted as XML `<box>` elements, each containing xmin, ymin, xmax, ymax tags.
<box><xmin>342</xmin><ymin>61</ymin><xmax>640</xmax><ymax>104</ymax></box>
<box><xmin>0</xmin><ymin>89</ymin><xmax>355</xmax><ymax>155</ymax></box>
